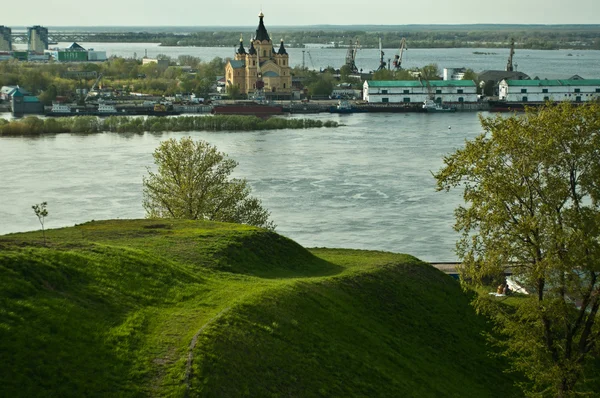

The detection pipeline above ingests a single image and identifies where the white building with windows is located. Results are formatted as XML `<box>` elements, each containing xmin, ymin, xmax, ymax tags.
<box><xmin>363</xmin><ymin>80</ymin><xmax>478</xmax><ymax>103</ymax></box>
<box><xmin>499</xmin><ymin>79</ymin><xmax>600</xmax><ymax>103</ymax></box>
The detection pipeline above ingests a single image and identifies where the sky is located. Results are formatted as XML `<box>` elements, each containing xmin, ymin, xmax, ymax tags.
<box><xmin>3</xmin><ymin>0</ymin><xmax>600</xmax><ymax>26</ymax></box>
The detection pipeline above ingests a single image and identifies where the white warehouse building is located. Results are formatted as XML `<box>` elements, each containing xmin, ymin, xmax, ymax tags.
<box><xmin>499</xmin><ymin>79</ymin><xmax>600</xmax><ymax>103</ymax></box>
<box><xmin>363</xmin><ymin>80</ymin><xmax>478</xmax><ymax>104</ymax></box>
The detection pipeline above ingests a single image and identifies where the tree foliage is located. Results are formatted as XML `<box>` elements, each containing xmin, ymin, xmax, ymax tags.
<box><xmin>32</xmin><ymin>202</ymin><xmax>49</xmax><ymax>245</ymax></box>
<box><xmin>143</xmin><ymin>137</ymin><xmax>275</xmax><ymax>230</ymax></box>
<box><xmin>434</xmin><ymin>102</ymin><xmax>600</xmax><ymax>397</ymax></box>
<box><xmin>461</xmin><ymin>68</ymin><xmax>478</xmax><ymax>81</ymax></box>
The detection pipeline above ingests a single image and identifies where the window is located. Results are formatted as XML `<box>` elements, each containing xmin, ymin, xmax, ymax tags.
<box><xmin>544</xmin><ymin>96</ymin><xmax>550</xmax><ymax>101</ymax></box>
<box><xmin>283</xmin><ymin>83</ymin><xmax>286</xmax><ymax>89</ymax></box>
<box><xmin>574</xmin><ymin>88</ymin><xmax>581</xmax><ymax>93</ymax></box>
<box><xmin>382</xmin><ymin>98</ymin><xmax>389</xmax><ymax>103</ymax></box>
<box><xmin>542</xmin><ymin>88</ymin><xmax>548</xmax><ymax>93</ymax></box>
<box><xmin>436</xmin><ymin>89</ymin><xmax>442</xmax><ymax>94</ymax></box>
<box><xmin>403</xmin><ymin>90</ymin><xmax>410</xmax><ymax>94</ymax></box>
<box><xmin>596</xmin><ymin>88</ymin><xmax>600</xmax><ymax>93</ymax></box>
<box><xmin>575</xmin><ymin>96</ymin><xmax>582</xmax><ymax>102</ymax></box>
<box><xmin>403</xmin><ymin>97</ymin><xmax>411</xmax><ymax>103</ymax></box>
<box><xmin>457</xmin><ymin>89</ymin><xmax>464</xmax><ymax>94</ymax></box>
<box><xmin>521</xmin><ymin>88</ymin><xmax>527</xmax><ymax>93</ymax></box>
<box><xmin>458</xmin><ymin>97</ymin><xmax>464</xmax><ymax>103</ymax></box>
<box><xmin>382</xmin><ymin>89</ymin><xmax>388</xmax><ymax>94</ymax></box>
<box><xmin>522</xmin><ymin>96</ymin><xmax>528</xmax><ymax>102</ymax></box>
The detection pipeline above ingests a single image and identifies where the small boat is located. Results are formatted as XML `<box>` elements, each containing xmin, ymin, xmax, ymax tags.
<box><xmin>422</xmin><ymin>99</ymin><xmax>456</xmax><ymax>113</ymax></box>
<box><xmin>329</xmin><ymin>100</ymin><xmax>362</xmax><ymax>114</ymax></box>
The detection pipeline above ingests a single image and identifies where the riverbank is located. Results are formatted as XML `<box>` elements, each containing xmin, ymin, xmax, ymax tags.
<box><xmin>0</xmin><ymin>114</ymin><xmax>339</xmax><ymax>136</ymax></box>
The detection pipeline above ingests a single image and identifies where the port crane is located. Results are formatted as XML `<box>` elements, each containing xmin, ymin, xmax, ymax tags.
<box><xmin>302</xmin><ymin>50</ymin><xmax>316</xmax><ymax>70</ymax></box>
<box><xmin>345</xmin><ymin>39</ymin><xmax>360</xmax><ymax>73</ymax></box>
<box><xmin>392</xmin><ymin>38</ymin><xmax>407</xmax><ymax>70</ymax></box>
<box><xmin>376</xmin><ymin>38</ymin><xmax>387</xmax><ymax>71</ymax></box>
<box><xmin>253</xmin><ymin>50</ymin><xmax>266</xmax><ymax>102</ymax></box>
<box><xmin>506</xmin><ymin>38</ymin><xmax>515</xmax><ymax>72</ymax></box>
<box><xmin>84</xmin><ymin>73</ymin><xmax>103</xmax><ymax>102</ymax></box>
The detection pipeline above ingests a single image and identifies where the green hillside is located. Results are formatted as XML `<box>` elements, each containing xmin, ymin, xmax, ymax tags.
<box><xmin>0</xmin><ymin>220</ymin><xmax>520</xmax><ymax>397</ymax></box>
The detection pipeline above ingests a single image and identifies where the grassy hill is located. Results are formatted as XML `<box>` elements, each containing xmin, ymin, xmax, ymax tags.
<box><xmin>0</xmin><ymin>220</ymin><xmax>521</xmax><ymax>397</ymax></box>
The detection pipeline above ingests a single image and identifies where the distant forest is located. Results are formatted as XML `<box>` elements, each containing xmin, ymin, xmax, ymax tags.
<box><xmin>10</xmin><ymin>25</ymin><xmax>600</xmax><ymax>50</ymax></box>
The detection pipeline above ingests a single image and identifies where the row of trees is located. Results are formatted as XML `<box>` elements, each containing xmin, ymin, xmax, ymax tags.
<box><xmin>161</xmin><ymin>28</ymin><xmax>600</xmax><ymax>50</ymax></box>
<box><xmin>0</xmin><ymin>55</ymin><xmax>227</xmax><ymax>104</ymax></box>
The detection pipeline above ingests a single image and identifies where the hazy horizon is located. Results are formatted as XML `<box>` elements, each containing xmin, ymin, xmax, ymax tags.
<box><xmin>3</xmin><ymin>0</ymin><xmax>600</xmax><ymax>26</ymax></box>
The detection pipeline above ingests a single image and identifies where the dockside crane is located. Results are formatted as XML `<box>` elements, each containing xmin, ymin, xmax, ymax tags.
<box><xmin>84</xmin><ymin>73</ymin><xmax>103</xmax><ymax>102</ymax></box>
<box><xmin>376</xmin><ymin>38</ymin><xmax>387</xmax><ymax>71</ymax></box>
<box><xmin>392</xmin><ymin>38</ymin><xmax>407</xmax><ymax>70</ymax></box>
<box><xmin>345</xmin><ymin>39</ymin><xmax>360</xmax><ymax>73</ymax></box>
<box><xmin>506</xmin><ymin>38</ymin><xmax>515</xmax><ymax>72</ymax></box>
<box><xmin>253</xmin><ymin>49</ymin><xmax>266</xmax><ymax>102</ymax></box>
<box><xmin>307</xmin><ymin>50</ymin><xmax>316</xmax><ymax>70</ymax></box>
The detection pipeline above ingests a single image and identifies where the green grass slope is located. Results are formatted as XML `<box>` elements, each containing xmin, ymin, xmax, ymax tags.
<box><xmin>0</xmin><ymin>220</ymin><xmax>520</xmax><ymax>397</ymax></box>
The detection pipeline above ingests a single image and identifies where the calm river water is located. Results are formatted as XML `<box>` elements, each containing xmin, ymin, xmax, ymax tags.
<box><xmin>0</xmin><ymin>112</ymin><xmax>486</xmax><ymax>261</ymax></box>
<box><xmin>2</xmin><ymin>46</ymin><xmax>599</xmax><ymax>261</ymax></box>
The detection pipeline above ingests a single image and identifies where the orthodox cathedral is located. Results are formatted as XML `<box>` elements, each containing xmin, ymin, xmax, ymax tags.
<box><xmin>225</xmin><ymin>12</ymin><xmax>292</xmax><ymax>98</ymax></box>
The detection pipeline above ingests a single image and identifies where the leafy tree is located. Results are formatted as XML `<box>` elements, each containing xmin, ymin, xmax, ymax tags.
<box><xmin>178</xmin><ymin>55</ymin><xmax>201</xmax><ymax>69</ymax></box>
<box><xmin>434</xmin><ymin>102</ymin><xmax>600</xmax><ymax>397</ymax></box>
<box><xmin>418</xmin><ymin>63</ymin><xmax>441</xmax><ymax>80</ymax></box>
<box><xmin>307</xmin><ymin>72</ymin><xmax>334</xmax><ymax>97</ymax></box>
<box><xmin>339</xmin><ymin>64</ymin><xmax>353</xmax><ymax>82</ymax></box>
<box><xmin>461</xmin><ymin>68</ymin><xmax>478</xmax><ymax>81</ymax></box>
<box><xmin>38</xmin><ymin>84</ymin><xmax>58</xmax><ymax>105</ymax></box>
<box><xmin>226</xmin><ymin>84</ymin><xmax>240</xmax><ymax>100</ymax></box>
<box><xmin>372</xmin><ymin>69</ymin><xmax>415</xmax><ymax>81</ymax></box>
<box><xmin>32</xmin><ymin>202</ymin><xmax>48</xmax><ymax>245</ymax></box>
<box><xmin>143</xmin><ymin>137</ymin><xmax>275</xmax><ymax>230</ymax></box>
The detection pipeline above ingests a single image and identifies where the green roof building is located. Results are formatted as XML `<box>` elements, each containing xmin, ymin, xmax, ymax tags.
<box><xmin>499</xmin><ymin>79</ymin><xmax>600</xmax><ymax>103</ymax></box>
<box><xmin>363</xmin><ymin>80</ymin><xmax>478</xmax><ymax>104</ymax></box>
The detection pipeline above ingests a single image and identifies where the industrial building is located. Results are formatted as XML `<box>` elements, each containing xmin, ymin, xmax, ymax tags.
<box><xmin>28</xmin><ymin>25</ymin><xmax>48</xmax><ymax>53</ymax></box>
<box><xmin>499</xmin><ymin>79</ymin><xmax>600</xmax><ymax>103</ymax></box>
<box><xmin>10</xmin><ymin>87</ymin><xmax>43</xmax><ymax>116</ymax></box>
<box><xmin>0</xmin><ymin>26</ymin><xmax>12</xmax><ymax>51</ymax></box>
<box><xmin>225</xmin><ymin>12</ymin><xmax>292</xmax><ymax>99</ymax></box>
<box><xmin>46</xmin><ymin>43</ymin><xmax>107</xmax><ymax>62</ymax></box>
<box><xmin>362</xmin><ymin>80</ymin><xmax>478</xmax><ymax>103</ymax></box>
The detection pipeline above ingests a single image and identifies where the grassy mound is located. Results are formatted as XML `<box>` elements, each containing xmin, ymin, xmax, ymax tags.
<box><xmin>0</xmin><ymin>220</ymin><xmax>520</xmax><ymax>397</ymax></box>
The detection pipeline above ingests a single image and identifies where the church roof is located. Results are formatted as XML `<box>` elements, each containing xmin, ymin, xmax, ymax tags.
<box><xmin>263</xmin><ymin>71</ymin><xmax>279</xmax><ymax>77</ymax></box>
<box><xmin>237</xmin><ymin>36</ymin><xmax>246</xmax><ymax>55</ymax></box>
<box><xmin>255</xmin><ymin>12</ymin><xmax>270</xmax><ymax>42</ymax></box>
<box><xmin>248</xmin><ymin>41</ymin><xmax>256</xmax><ymax>55</ymax></box>
<box><xmin>278</xmin><ymin>39</ymin><xmax>287</xmax><ymax>55</ymax></box>
<box><xmin>229</xmin><ymin>60</ymin><xmax>245</xmax><ymax>69</ymax></box>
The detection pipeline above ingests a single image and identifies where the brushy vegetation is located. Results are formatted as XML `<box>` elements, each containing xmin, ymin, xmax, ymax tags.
<box><xmin>0</xmin><ymin>219</ymin><xmax>522</xmax><ymax>397</ymax></box>
<box><xmin>0</xmin><ymin>115</ymin><xmax>338</xmax><ymax>135</ymax></box>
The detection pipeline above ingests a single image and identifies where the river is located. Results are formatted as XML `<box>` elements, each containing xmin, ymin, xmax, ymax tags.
<box><xmin>2</xmin><ymin>45</ymin><xmax>599</xmax><ymax>261</ymax></box>
<box><xmin>0</xmin><ymin>112</ymin><xmax>487</xmax><ymax>261</ymax></box>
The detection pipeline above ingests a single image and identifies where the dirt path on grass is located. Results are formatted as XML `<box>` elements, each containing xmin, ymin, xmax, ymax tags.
<box><xmin>183</xmin><ymin>306</ymin><xmax>231</xmax><ymax>397</ymax></box>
